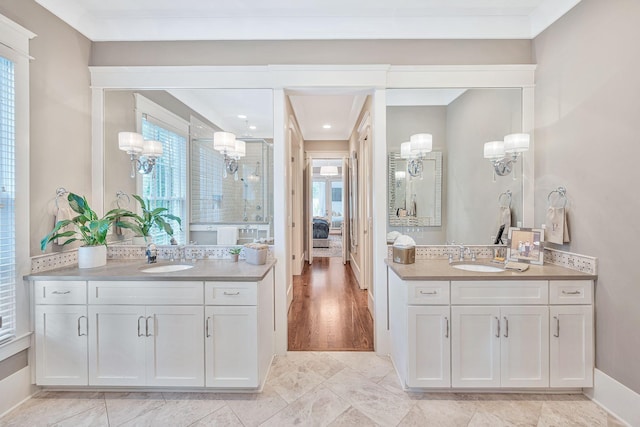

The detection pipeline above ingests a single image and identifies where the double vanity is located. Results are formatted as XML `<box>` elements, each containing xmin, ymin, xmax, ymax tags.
<box><xmin>387</xmin><ymin>259</ymin><xmax>595</xmax><ymax>391</ymax></box>
<box><xmin>26</xmin><ymin>259</ymin><xmax>276</xmax><ymax>390</ymax></box>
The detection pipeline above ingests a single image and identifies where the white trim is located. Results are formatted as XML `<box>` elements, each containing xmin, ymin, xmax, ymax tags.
<box><xmin>91</xmin><ymin>88</ymin><xmax>105</xmax><ymax>215</ymax></box>
<box><xmin>134</xmin><ymin>93</ymin><xmax>190</xmax><ymax>134</ymax></box>
<box><xmin>0</xmin><ymin>367</ymin><xmax>36</xmax><ymax>418</ymax></box>
<box><xmin>304</xmin><ymin>151</ymin><xmax>348</xmax><ymax>159</ymax></box>
<box><xmin>584</xmin><ymin>369</ymin><xmax>640</xmax><ymax>427</ymax></box>
<box><xmin>0</xmin><ymin>332</ymin><xmax>31</xmax><ymax>362</ymax></box>
<box><xmin>0</xmin><ymin>14</ymin><xmax>36</xmax><ymax>59</ymax></box>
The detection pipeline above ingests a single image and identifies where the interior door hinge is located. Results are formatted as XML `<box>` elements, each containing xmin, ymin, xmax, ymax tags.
<box><xmin>292</xmin><ymin>222</ymin><xmax>295</xmax><ymax>227</ymax></box>
<box><xmin>292</xmin><ymin>255</ymin><xmax>296</xmax><ymax>260</ymax></box>
<box><xmin>291</xmin><ymin>156</ymin><xmax>295</xmax><ymax>163</ymax></box>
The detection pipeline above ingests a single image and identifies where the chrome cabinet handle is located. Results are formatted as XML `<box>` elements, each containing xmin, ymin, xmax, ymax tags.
<box><xmin>562</xmin><ymin>290</ymin><xmax>581</xmax><ymax>295</ymax></box>
<box><xmin>137</xmin><ymin>316</ymin><xmax>145</xmax><ymax>337</ymax></box>
<box><xmin>553</xmin><ymin>316</ymin><xmax>560</xmax><ymax>338</ymax></box>
<box><xmin>223</xmin><ymin>291</ymin><xmax>241</xmax><ymax>296</ymax></box>
<box><xmin>495</xmin><ymin>316</ymin><xmax>500</xmax><ymax>338</ymax></box>
<box><xmin>444</xmin><ymin>316</ymin><xmax>449</xmax><ymax>338</ymax></box>
<box><xmin>52</xmin><ymin>290</ymin><xmax>71</xmax><ymax>295</ymax></box>
<box><xmin>420</xmin><ymin>290</ymin><xmax>438</xmax><ymax>295</ymax></box>
<box><xmin>503</xmin><ymin>316</ymin><xmax>509</xmax><ymax>338</ymax></box>
<box><xmin>146</xmin><ymin>316</ymin><xmax>153</xmax><ymax>337</ymax></box>
<box><xmin>77</xmin><ymin>316</ymin><xmax>87</xmax><ymax>336</ymax></box>
<box><xmin>205</xmin><ymin>317</ymin><xmax>211</xmax><ymax>338</ymax></box>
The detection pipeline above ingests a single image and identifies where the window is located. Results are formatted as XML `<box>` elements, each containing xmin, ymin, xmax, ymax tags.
<box><xmin>0</xmin><ymin>55</ymin><xmax>15</xmax><ymax>344</ymax></box>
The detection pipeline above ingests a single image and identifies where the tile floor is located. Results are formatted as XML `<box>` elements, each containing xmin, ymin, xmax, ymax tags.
<box><xmin>0</xmin><ymin>352</ymin><xmax>626</xmax><ymax>427</ymax></box>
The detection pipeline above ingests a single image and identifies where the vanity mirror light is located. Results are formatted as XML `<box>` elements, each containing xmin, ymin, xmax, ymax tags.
<box><xmin>387</xmin><ymin>88</ymin><xmax>525</xmax><ymax>245</ymax></box>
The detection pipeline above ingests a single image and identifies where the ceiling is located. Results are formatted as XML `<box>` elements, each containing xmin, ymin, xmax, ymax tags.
<box><xmin>35</xmin><ymin>0</ymin><xmax>581</xmax><ymax>41</ymax></box>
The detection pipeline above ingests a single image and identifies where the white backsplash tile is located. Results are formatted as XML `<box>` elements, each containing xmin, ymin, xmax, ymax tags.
<box><xmin>31</xmin><ymin>250</ymin><xmax>78</xmax><ymax>273</ymax></box>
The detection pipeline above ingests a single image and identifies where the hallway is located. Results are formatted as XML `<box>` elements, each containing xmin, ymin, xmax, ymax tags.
<box><xmin>288</xmin><ymin>258</ymin><xmax>373</xmax><ymax>351</ymax></box>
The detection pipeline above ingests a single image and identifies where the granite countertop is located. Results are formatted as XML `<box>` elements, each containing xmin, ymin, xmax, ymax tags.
<box><xmin>25</xmin><ymin>259</ymin><xmax>277</xmax><ymax>282</ymax></box>
<box><xmin>385</xmin><ymin>259</ymin><xmax>596</xmax><ymax>281</ymax></box>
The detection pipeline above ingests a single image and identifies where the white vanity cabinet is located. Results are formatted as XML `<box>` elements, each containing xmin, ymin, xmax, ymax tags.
<box><xmin>34</xmin><ymin>281</ymin><xmax>88</xmax><ymax>386</ymax></box>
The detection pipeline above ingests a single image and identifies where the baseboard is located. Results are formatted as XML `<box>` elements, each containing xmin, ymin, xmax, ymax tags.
<box><xmin>584</xmin><ymin>369</ymin><xmax>640</xmax><ymax>427</ymax></box>
<box><xmin>287</xmin><ymin>282</ymin><xmax>293</xmax><ymax>311</ymax></box>
<box><xmin>368</xmin><ymin>290</ymin><xmax>374</xmax><ymax>318</ymax></box>
<box><xmin>350</xmin><ymin>254</ymin><xmax>361</xmax><ymax>285</ymax></box>
<box><xmin>0</xmin><ymin>366</ymin><xmax>37</xmax><ymax>418</ymax></box>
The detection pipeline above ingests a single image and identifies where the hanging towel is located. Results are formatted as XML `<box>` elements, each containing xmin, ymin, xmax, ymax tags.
<box><xmin>546</xmin><ymin>207</ymin><xmax>570</xmax><ymax>245</ymax></box>
<box><xmin>497</xmin><ymin>206</ymin><xmax>512</xmax><ymax>234</ymax></box>
<box><xmin>217</xmin><ymin>226</ymin><xmax>238</xmax><ymax>245</ymax></box>
<box><xmin>54</xmin><ymin>205</ymin><xmax>75</xmax><ymax>245</ymax></box>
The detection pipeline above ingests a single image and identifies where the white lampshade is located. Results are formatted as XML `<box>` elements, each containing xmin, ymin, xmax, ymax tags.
<box><xmin>504</xmin><ymin>133</ymin><xmax>530</xmax><ymax>153</ymax></box>
<box><xmin>229</xmin><ymin>139</ymin><xmax>246</xmax><ymax>158</ymax></box>
<box><xmin>400</xmin><ymin>142</ymin><xmax>411</xmax><ymax>159</ymax></box>
<box><xmin>395</xmin><ymin>171</ymin><xmax>406</xmax><ymax>180</ymax></box>
<box><xmin>118</xmin><ymin>132</ymin><xmax>144</xmax><ymax>153</ymax></box>
<box><xmin>320</xmin><ymin>165</ymin><xmax>339</xmax><ymax>176</ymax></box>
<box><xmin>483</xmin><ymin>140</ymin><xmax>505</xmax><ymax>159</ymax></box>
<box><xmin>410</xmin><ymin>133</ymin><xmax>433</xmax><ymax>155</ymax></box>
<box><xmin>142</xmin><ymin>140</ymin><xmax>163</xmax><ymax>158</ymax></box>
<box><xmin>213</xmin><ymin>131</ymin><xmax>236</xmax><ymax>152</ymax></box>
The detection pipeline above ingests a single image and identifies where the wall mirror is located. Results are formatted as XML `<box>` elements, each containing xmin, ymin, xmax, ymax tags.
<box><xmin>386</xmin><ymin>88</ymin><xmax>524</xmax><ymax>245</ymax></box>
<box><xmin>103</xmin><ymin>88</ymin><xmax>274</xmax><ymax>245</ymax></box>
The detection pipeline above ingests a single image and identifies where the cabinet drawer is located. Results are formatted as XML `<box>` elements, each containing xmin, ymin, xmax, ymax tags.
<box><xmin>89</xmin><ymin>281</ymin><xmax>204</xmax><ymax>305</ymax></box>
<box><xmin>549</xmin><ymin>280</ymin><xmax>593</xmax><ymax>305</ymax></box>
<box><xmin>451</xmin><ymin>280</ymin><xmax>548</xmax><ymax>305</ymax></box>
<box><xmin>205</xmin><ymin>282</ymin><xmax>257</xmax><ymax>305</ymax></box>
<box><xmin>35</xmin><ymin>281</ymin><xmax>86</xmax><ymax>305</ymax></box>
<box><xmin>407</xmin><ymin>281</ymin><xmax>449</xmax><ymax>305</ymax></box>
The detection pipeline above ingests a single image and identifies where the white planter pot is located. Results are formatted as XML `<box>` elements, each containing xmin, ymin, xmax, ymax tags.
<box><xmin>78</xmin><ymin>245</ymin><xmax>107</xmax><ymax>269</ymax></box>
<box><xmin>132</xmin><ymin>236</ymin><xmax>151</xmax><ymax>245</ymax></box>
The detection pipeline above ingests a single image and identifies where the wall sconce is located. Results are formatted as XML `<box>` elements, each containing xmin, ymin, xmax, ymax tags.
<box><xmin>319</xmin><ymin>165</ymin><xmax>339</xmax><ymax>177</ymax></box>
<box><xmin>484</xmin><ymin>133</ymin><xmax>530</xmax><ymax>181</ymax></box>
<box><xmin>400</xmin><ymin>133</ymin><xmax>433</xmax><ymax>178</ymax></box>
<box><xmin>213</xmin><ymin>131</ymin><xmax>246</xmax><ymax>180</ymax></box>
<box><xmin>118</xmin><ymin>132</ymin><xmax>163</xmax><ymax>178</ymax></box>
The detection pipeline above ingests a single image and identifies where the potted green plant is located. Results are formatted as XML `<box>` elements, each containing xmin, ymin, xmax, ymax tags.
<box><xmin>41</xmin><ymin>193</ymin><xmax>131</xmax><ymax>268</ymax></box>
<box><xmin>116</xmin><ymin>194</ymin><xmax>182</xmax><ymax>244</ymax></box>
<box><xmin>229</xmin><ymin>247</ymin><xmax>241</xmax><ymax>262</ymax></box>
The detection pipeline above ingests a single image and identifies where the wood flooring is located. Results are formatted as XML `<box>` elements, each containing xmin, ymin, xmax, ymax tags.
<box><xmin>288</xmin><ymin>257</ymin><xmax>374</xmax><ymax>351</ymax></box>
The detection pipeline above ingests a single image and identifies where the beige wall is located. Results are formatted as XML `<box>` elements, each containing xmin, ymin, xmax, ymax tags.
<box><xmin>534</xmin><ymin>0</ymin><xmax>640</xmax><ymax>393</ymax></box>
<box><xmin>305</xmin><ymin>140</ymin><xmax>348</xmax><ymax>152</ymax></box>
<box><xmin>0</xmin><ymin>1</ymin><xmax>92</xmax><ymax>256</ymax></box>
<box><xmin>91</xmin><ymin>40</ymin><xmax>532</xmax><ymax>67</ymax></box>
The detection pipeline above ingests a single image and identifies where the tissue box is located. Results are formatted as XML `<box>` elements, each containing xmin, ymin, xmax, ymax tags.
<box><xmin>243</xmin><ymin>244</ymin><xmax>268</xmax><ymax>265</ymax></box>
<box><xmin>393</xmin><ymin>246</ymin><xmax>415</xmax><ymax>264</ymax></box>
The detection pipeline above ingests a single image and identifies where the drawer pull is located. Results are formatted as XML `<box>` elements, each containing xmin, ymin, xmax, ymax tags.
<box><xmin>562</xmin><ymin>290</ymin><xmax>582</xmax><ymax>295</ymax></box>
<box><xmin>445</xmin><ymin>316</ymin><xmax>449</xmax><ymax>338</ymax></box>
<box><xmin>146</xmin><ymin>316</ymin><xmax>153</xmax><ymax>337</ymax></box>
<box><xmin>137</xmin><ymin>316</ymin><xmax>145</xmax><ymax>337</ymax></box>
<box><xmin>419</xmin><ymin>290</ymin><xmax>438</xmax><ymax>295</ymax></box>
<box><xmin>223</xmin><ymin>291</ymin><xmax>241</xmax><ymax>296</ymax></box>
<box><xmin>52</xmin><ymin>290</ymin><xmax>71</xmax><ymax>295</ymax></box>
<box><xmin>553</xmin><ymin>316</ymin><xmax>560</xmax><ymax>338</ymax></box>
<box><xmin>495</xmin><ymin>316</ymin><xmax>500</xmax><ymax>338</ymax></box>
<box><xmin>205</xmin><ymin>317</ymin><xmax>212</xmax><ymax>338</ymax></box>
<box><xmin>503</xmin><ymin>316</ymin><xmax>509</xmax><ymax>338</ymax></box>
<box><xmin>77</xmin><ymin>316</ymin><xmax>87</xmax><ymax>337</ymax></box>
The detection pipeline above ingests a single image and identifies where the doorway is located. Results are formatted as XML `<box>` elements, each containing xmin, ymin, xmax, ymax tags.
<box><xmin>311</xmin><ymin>158</ymin><xmax>344</xmax><ymax>259</ymax></box>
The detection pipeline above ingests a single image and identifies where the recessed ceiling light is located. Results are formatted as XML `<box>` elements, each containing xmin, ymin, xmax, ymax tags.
<box><xmin>249</xmin><ymin>125</ymin><xmax>257</xmax><ymax>130</ymax></box>
<box><xmin>237</xmin><ymin>114</ymin><xmax>247</xmax><ymax>119</ymax></box>
<box><xmin>323</xmin><ymin>124</ymin><xmax>332</xmax><ymax>129</ymax></box>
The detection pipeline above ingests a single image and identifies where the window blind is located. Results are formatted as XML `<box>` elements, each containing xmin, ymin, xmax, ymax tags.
<box><xmin>0</xmin><ymin>55</ymin><xmax>15</xmax><ymax>344</ymax></box>
<box><xmin>141</xmin><ymin>115</ymin><xmax>187</xmax><ymax>245</ymax></box>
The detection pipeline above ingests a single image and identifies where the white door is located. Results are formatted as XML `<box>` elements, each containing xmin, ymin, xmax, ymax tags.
<box><xmin>88</xmin><ymin>305</ymin><xmax>147</xmax><ymax>386</ymax></box>
<box><xmin>451</xmin><ymin>306</ymin><xmax>501</xmax><ymax>388</ymax></box>
<box><xmin>35</xmin><ymin>305</ymin><xmax>88</xmax><ymax>386</ymax></box>
<box><xmin>146</xmin><ymin>306</ymin><xmax>204</xmax><ymax>387</ymax></box>
<box><xmin>342</xmin><ymin>156</ymin><xmax>349</xmax><ymax>264</ymax></box>
<box><xmin>361</xmin><ymin>132</ymin><xmax>372</xmax><ymax>290</ymax></box>
<box><xmin>205</xmin><ymin>306</ymin><xmax>258</xmax><ymax>388</ymax></box>
<box><xmin>306</xmin><ymin>155</ymin><xmax>314</xmax><ymax>265</ymax></box>
<box><xmin>407</xmin><ymin>305</ymin><xmax>451</xmax><ymax>388</ymax></box>
<box><xmin>550</xmin><ymin>305</ymin><xmax>594</xmax><ymax>387</ymax></box>
<box><xmin>500</xmin><ymin>306</ymin><xmax>549</xmax><ymax>388</ymax></box>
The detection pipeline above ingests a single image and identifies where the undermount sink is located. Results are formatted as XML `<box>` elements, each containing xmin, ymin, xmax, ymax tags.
<box><xmin>451</xmin><ymin>263</ymin><xmax>505</xmax><ymax>273</ymax></box>
<box><xmin>140</xmin><ymin>264</ymin><xmax>194</xmax><ymax>273</ymax></box>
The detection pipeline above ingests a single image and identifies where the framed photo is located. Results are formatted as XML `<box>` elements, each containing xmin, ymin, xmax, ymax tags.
<box><xmin>506</xmin><ymin>227</ymin><xmax>544</xmax><ymax>265</ymax></box>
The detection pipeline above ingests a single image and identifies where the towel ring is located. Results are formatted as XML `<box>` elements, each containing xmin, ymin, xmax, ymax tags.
<box><xmin>115</xmin><ymin>191</ymin><xmax>130</xmax><ymax>208</ymax></box>
<box><xmin>55</xmin><ymin>187</ymin><xmax>68</xmax><ymax>209</ymax></box>
<box><xmin>498</xmin><ymin>190</ymin><xmax>512</xmax><ymax>208</ymax></box>
<box><xmin>547</xmin><ymin>186</ymin><xmax>567</xmax><ymax>208</ymax></box>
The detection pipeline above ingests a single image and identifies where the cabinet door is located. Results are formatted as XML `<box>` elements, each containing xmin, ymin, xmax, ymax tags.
<box><xmin>35</xmin><ymin>305</ymin><xmax>88</xmax><ymax>385</ymax></box>
<box><xmin>146</xmin><ymin>306</ymin><xmax>204</xmax><ymax>387</ymax></box>
<box><xmin>500</xmin><ymin>306</ymin><xmax>549</xmax><ymax>388</ymax></box>
<box><xmin>88</xmin><ymin>305</ymin><xmax>146</xmax><ymax>386</ymax></box>
<box><xmin>452</xmin><ymin>306</ymin><xmax>501</xmax><ymax>388</ymax></box>
<box><xmin>550</xmin><ymin>306</ymin><xmax>593</xmax><ymax>387</ymax></box>
<box><xmin>205</xmin><ymin>306</ymin><xmax>258</xmax><ymax>388</ymax></box>
<box><xmin>407</xmin><ymin>306</ymin><xmax>450</xmax><ymax>388</ymax></box>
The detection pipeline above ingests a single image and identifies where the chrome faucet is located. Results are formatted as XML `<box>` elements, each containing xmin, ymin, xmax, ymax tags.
<box><xmin>458</xmin><ymin>245</ymin><xmax>466</xmax><ymax>261</ymax></box>
<box><xmin>145</xmin><ymin>243</ymin><xmax>157</xmax><ymax>264</ymax></box>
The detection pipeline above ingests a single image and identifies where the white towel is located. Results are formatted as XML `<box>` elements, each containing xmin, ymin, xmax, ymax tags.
<box><xmin>546</xmin><ymin>207</ymin><xmax>570</xmax><ymax>244</ymax></box>
<box><xmin>497</xmin><ymin>206</ymin><xmax>512</xmax><ymax>234</ymax></box>
<box><xmin>217</xmin><ymin>226</ymin><xmax>238</xmax><ymax>245</ymax></box>
<box><xmin>54</xmin><ymin>205</ymin><xmax>75</xmax><ymax>245</ymax></box>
